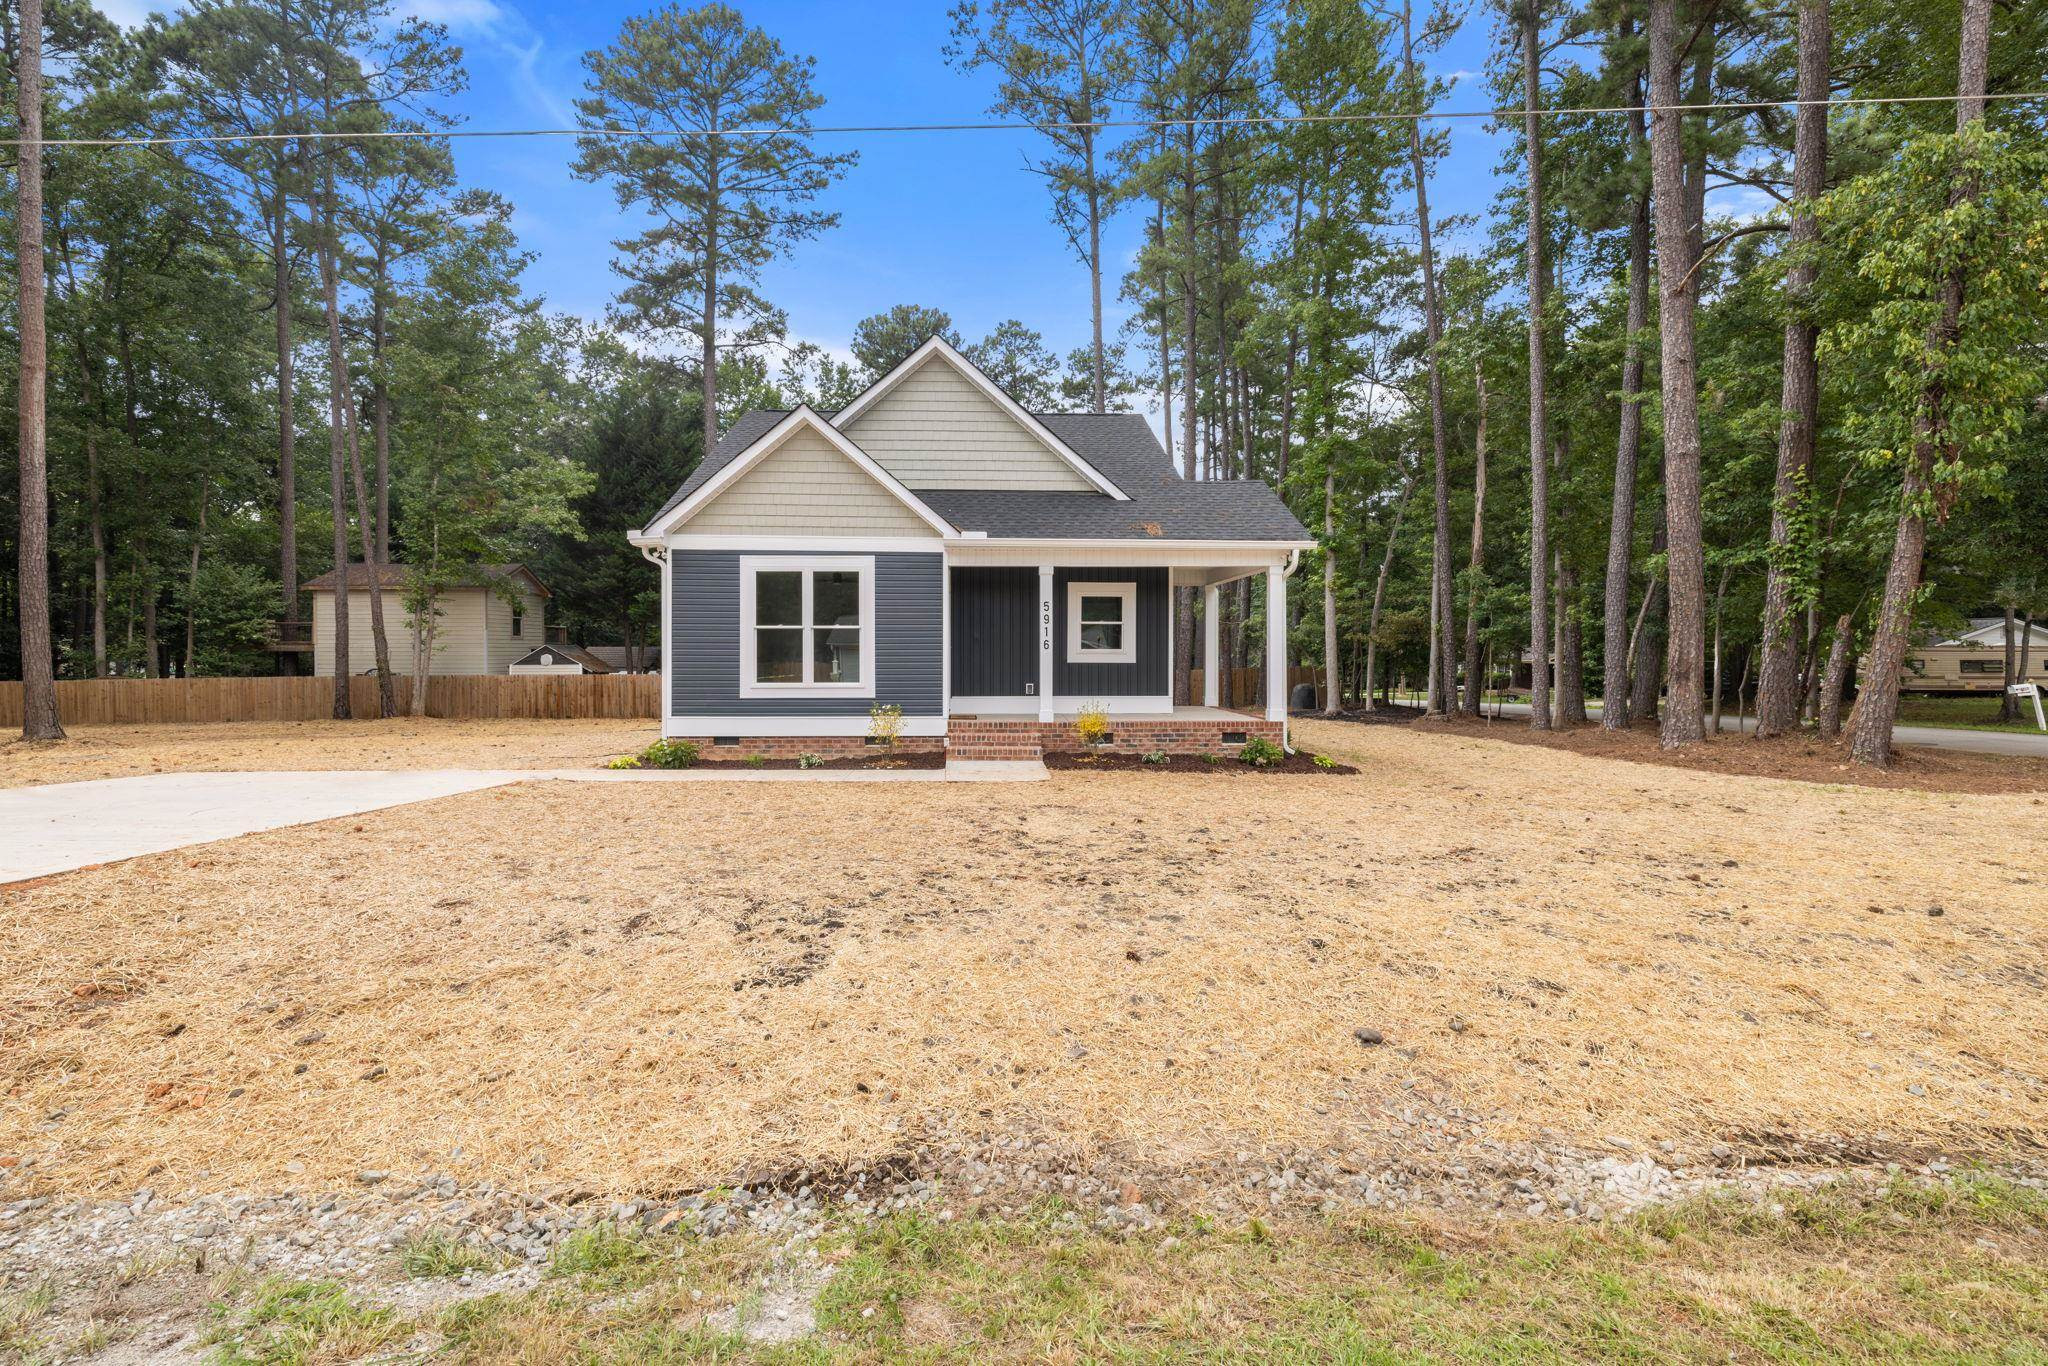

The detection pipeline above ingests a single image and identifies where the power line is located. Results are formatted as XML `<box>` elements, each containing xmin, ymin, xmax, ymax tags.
<box><xmin>9</xmin><ymin>90</ymin><xmax>2045</xmax><ymax>149</ymax></box>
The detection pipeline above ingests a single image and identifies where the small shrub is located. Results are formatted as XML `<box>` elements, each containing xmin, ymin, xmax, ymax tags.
<box><xmin>797</xmin><ymin>752</ymin><xmax>824</xmax><ymax>769</ymax></box>
<box><xmin>868</xmin><ymin>702</ymin><xmax>904</xmax><ymax>748</ymax></box>
<box><xmin>1312</xmin><ymin>753</ymin><xmax>1337</xmax><ymax>770</ymax></box>
<box><xmin>1237</xmin><ymin>736</ymin><xmax>1284</xmax><ymax>767</ymax></box>
<box><xmin>1140</xmin><ymin>750</ymin><xmax>1169</xmax><ymax>765</ymax></box>
<box><xmin>635</xmin><ymin>739</ymin><xmax>700</xmax><ymax>770</ymax></box>
<box><xmin>742</xmin><ymin>753</ymin><xmax>768</xmax><ymax>769</ymax></box>
<box><xmin>1201</xmin><ymin>752</ymin><xmax>1221</xmax><ymax>764</ymax></box>
<box><xmin>604</xmin><ymin>755</ymin><xmax>640</xmax><ymax>770</ymax></box>
<box><xmin>1073</xmin><ymin>702</ymin><xmax>1112</xmax><ymax>747</ymax></box>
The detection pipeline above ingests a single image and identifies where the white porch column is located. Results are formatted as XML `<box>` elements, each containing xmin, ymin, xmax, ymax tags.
<box><xmin>1265</xmin><ymin>563</ymin><xmax>1287</xmax><ymax>723</ymax></box>
<box><xmin>1202</xmin><ymin>583</ymin><xmax>1221</xmax><ymax>709</ymax></box>
<box><xmin>1037</xmin><ymin>564</ymin><xmax>1055</xmax><ymax>722</ymax></box>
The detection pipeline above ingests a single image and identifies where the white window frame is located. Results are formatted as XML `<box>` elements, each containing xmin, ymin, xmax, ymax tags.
<box><xmin>1066</xmin><ymin>580</ymin><xmax>1137</xmax><ymax>665</ymax></box>
<box><xmin>738</xmin><ymin>554</ymin><xmax>877</xmax><ymax>699</ymax></box>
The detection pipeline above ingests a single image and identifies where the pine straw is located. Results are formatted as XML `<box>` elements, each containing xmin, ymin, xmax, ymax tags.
<box><xmin>0</xmin><ymin>718</ymin><xmax>659</xmax><ymax>789</ymax></box>
<box><xmin>2</xmin><ymin>718</ymin><xmax>2043</xmax><ymax>1199</ymax></box>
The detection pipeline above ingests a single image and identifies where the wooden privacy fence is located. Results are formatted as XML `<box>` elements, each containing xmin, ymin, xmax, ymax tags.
<box><xmin>1188</xmin><ymin>665</ymin><xmax>1320</xmax><ymax>709</ymax></box>
<box><xmin>0</xmin><ymin>674</ymin><xmax>661</xmax><ymax>726</ymax></box>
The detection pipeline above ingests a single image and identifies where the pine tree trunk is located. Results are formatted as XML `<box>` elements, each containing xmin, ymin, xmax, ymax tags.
<box><xmin>1522</xmin><ymin>2</ymin><xmax>1551</xmax><ymax>730</ymax></box>
<box><xmin>1603</xmin><ymin>107</ymin><xmax>1649</xmax><ymax>731</ymax></box>
<box><xmin>1817</xmin><ymin>612</ymin><xmax>1853</xmax><ymax>739</ymax></box>
<box><xmin>701</xmin><ymin>142</ymin><xmax>721</xmax><ymax>455</ymax></box>
<box><xmin>1556</xmin><ymin>557</ymin><xmax>1586</xmax><ymax>724</ymax></box>
<box><xmin>1628</xmin><ymin>566</ymin><xmax>1664</xmax><ymax>724</ymax></box>
<box><xmin>1085</xmin><ymin>127</ymin><xmax>1105</xmax><ymax>414</ymax></box>
<box><xmin>2000</xmin><ymin>606</ymin><xmax>2019</xmax><ymax>721</ymax></box>
<box><xmin>1755</xmin><ymin>0</ymin><xmax>1831</xmax><ymax>736</ymax></box>
<box><xmin>184</xmin><ymin>485</ymin><xmax>207</xmax><ymax>675</ymax></box>
<box><xmin>1323</xmin><ymin>469</ymin><xmax>1341</xmax><ymax>715</ymax></box>
<box><xmin>371</xmin><ymin>240</ymin><xmax>391</xmax><ymax>564</ymax></box>
<box><xmin>1649</xmin><ymin>0</ymin><xmax>1708</xmax><ymax>747</ymax></box>
<box><xmin>1363</xmin><ymin>471</ymin><xmax>1415</xmax><ymax>712</ymax></box>
<box><xmin>273</xmin><ymin>183</ymin><xmax>298</xmax><ymax>655</ymax></box>
<box><xmin>1849</xmin><ymin>0</ymin><xmax>1991</xmax><ymax>768</ymax></box>
<box><xmin>1406</xmin><ymin>0</ymin><xmax>1457</xmax><ymax>715</ymax></box>
<box><xmin>13</xmin><ymin>0</ymin><xmax>62</xmax><ymax>739</ymax></box>
<box><xmin>1460</xmin><ymin>359</ymin><xmax>1489</xmax><ymax>715</ymax></box>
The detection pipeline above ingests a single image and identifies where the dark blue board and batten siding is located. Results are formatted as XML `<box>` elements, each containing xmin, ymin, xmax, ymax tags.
<box><xmin>670</xmin><ymin>550</ymin><xmax>944</xmax><ymax>717</ymax></box>
<box><xmin>947</xmin><ymin>566</ymin><xmax>1168</xmax><ymax>698</ymax></box>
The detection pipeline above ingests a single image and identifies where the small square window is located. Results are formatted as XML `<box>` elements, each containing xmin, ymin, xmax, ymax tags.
<box><xmin>1066</xmin><ymin>581</ymin><xmax>1137</xmax><ymax>665</ymax></box>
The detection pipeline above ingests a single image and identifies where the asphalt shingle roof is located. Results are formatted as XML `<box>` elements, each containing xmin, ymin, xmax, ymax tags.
<box><xmin>642</xmin><ymin>408</ymin><xmax>1311</xmax><ymax>544</ymax></box>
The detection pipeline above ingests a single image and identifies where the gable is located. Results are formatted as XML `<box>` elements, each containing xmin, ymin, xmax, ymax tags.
<box><xmin>840</xmin><ymin>356</ymin><xmax>1097</xmax><ymax>492</ymax></box>
<box><xmin>680</xmin><ymin>425</ymin><xmax>943</xmax><ymax>538</ymax></box>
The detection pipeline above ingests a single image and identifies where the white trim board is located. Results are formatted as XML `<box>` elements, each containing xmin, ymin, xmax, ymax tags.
<box><xmin>663</xmin><ymin>716</ymin><xmax>947</xmax><ymax>739</ymax></box>
<box><xmin>641</xmin><ymin>406</ymin><xmax>957</xmax><ymax>540</ymax></box>
<box><xmin>667</xmin><ymin>534</ymin><xmax>944</xmax><ymax>553</ymax></box>
<box><xmin>950</xmin><ymin>696</ymin><xmax>1176</xmax><ymax>716</ymax></box>
<box><xmin>830</xmin><ymin>337</ymin><xmax>1129</xmax><ymax>501</ymax></box>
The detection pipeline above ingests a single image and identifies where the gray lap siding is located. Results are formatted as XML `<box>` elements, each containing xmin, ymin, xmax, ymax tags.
<box><xmin>670</xmin><ymin>550</ymin><xmax>944</xmax><ymax>717</ymax></box>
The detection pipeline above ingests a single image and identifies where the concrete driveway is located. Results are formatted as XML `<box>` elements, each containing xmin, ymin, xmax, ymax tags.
<box><xmin>0</xmin><ymin>762</ymin><xmax>1048</xmax><ymax>884</ymax></box>
<box><xmin>1478</xmin><ymin>702</ymin><xmax>2048</xmax><ymax>758</ymax></box>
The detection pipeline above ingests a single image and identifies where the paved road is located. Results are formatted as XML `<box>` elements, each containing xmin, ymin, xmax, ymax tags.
<box><xmin>1479</xmin><ymin>701</ymin><xmax>2048</xmax><ymax>757</ymax></box>
<box><xmin>0</xmin><ymin>762</ymin><xmax>1048</xmax><ymax>884</ymax></box>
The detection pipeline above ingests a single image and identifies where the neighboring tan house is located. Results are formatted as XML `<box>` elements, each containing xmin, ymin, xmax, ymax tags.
<box><xmin>1907</xmin><ymin>617</ymin><xmax>2048</xmax><ymax>692</ymax></box>
<box><xmin>627</xmin><ymin>336</ymin><xmax>1315</xmax><ymax>760</ymax></box>
<box><xmin>509</xmin><ymin>643</ymin><xmax>614</xmax><ymax>676</ymax></box>
<box><xmin>303</xmin><ymin>564</ymin><xmax>551</xmax><ymax>677</ymax></box>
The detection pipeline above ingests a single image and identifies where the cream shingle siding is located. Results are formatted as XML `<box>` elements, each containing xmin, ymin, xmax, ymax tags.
<box><xmin>311</xmin><ymin>585</ymin><xmax>538</xmax><ymax>676</ymax></box>
<box><xmin>683</xmin><ymin>426</ymin><xmax>941</xmax><ymax>536</ymax></box>
<box><xmin>841</xmin><ymin>357</ymin><xmax>1094</xmax><ymax>491</ymax></box>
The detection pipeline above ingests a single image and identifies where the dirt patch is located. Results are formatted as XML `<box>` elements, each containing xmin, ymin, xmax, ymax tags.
<box><xmin>1043</xmin><ymin>749</ymin><xmax>1357</xmax><ymax>774</ymax></box>
<box><xmin>1412</xmin><ymin>713</ymin><xmax>2048</xmax><ymax>795</ymax></box>
<box><xmin>0</xmin><ymin>718</ymin><xmax>660</xmax><ymax>788</ymax></box>
<box><xmin>1</xmin><ymin>719</ymin><xmax>2043</xmax><ymax>1205</ymax></box>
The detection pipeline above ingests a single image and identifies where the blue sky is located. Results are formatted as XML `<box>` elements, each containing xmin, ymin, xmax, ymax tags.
<box><xmin>96</xmin><ymin>0</ymin><xmax>1512</xmax><ymax>388</ymax></box>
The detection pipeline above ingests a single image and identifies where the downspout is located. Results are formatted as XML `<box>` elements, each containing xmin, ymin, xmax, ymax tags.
<box><xmin>1283</xmin><ymin>547</ymin><xmax>1302</xmax><ymax>752</ymax></box>
<box><xmin>635</xmin><ymin>536</ymin><xmax>670</xmax><ymax>731</ymax></box>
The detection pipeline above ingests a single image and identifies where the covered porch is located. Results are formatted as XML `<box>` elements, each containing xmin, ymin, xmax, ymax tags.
<box><xmin>942</xmin><ymin>544</ymin><xmax>1297</xmax><ymax>758</ymax></box>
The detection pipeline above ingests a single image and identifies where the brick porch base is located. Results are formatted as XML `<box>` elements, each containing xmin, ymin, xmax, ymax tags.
<box><xmin>949</xmin><ymin>716</ymin><xmax>1282</xmax><ymax>761</ymax></box>
<box><xmin>676</xmin><ymin>735</ymin><xmax>945</xmax><ymax>760</ymax></box>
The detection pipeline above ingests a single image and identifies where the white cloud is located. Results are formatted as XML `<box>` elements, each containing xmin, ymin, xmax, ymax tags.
<box><xmin>405</xmin><ymin>0</ymin><xmax>510</xmax><ymax>26</ymax></box>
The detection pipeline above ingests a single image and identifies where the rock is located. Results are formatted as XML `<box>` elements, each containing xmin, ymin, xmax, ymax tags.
<box><xmin>356</xmin><ymin>1170</ymin><xmax>389</xmax><ymax>1185</ymax></box>
<box><xmin>1711</xmin><ymin>1143</ymin><xmax>1732</xmax><ymax>1162</ymax></box>
<box><xmin>1926</xmin><ymin>905</ymin><xmax>1945</xmax><ymax>917</ymax></box>
<box><xmin>1066</xmin><ymin>1043</ymin><xmax>1089</xmax><ymax>1060</ymax></box>
<box><xmin>1353</xmin><ymin>1028</ymin><xmax>1385</xmax><ymax>1047</ymax></box>
<box><xmin>297</xmin><ymin>1031</ymin><xmax>326</xmax><ymax>1046</ymax></box>
<box><xmin>1907</xmin><ymin>1083</ymin><xmax>1926</xmax><ymax>1097</ymax></box>
<box><xmin>1447</xmin><ymin>1018</ymin><xmax>1468</xmax><ymax>1034</ymax></box>
<box><xmin>359</xmin><ymin>1065</ymin><xmax>387</xmax><ymax>1082</ymax></box>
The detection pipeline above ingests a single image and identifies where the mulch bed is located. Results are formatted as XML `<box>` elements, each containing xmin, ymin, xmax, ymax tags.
<box><xmin>1043</xmin><ymin>749</ymin><xmax>1358</xmax><ymax>775</ymax></box>
<box><xmin>1411</xmin><ymin>713</ymin><xmax>2048</xmax><ymax>795</ymax></box>
<box><xmin>690</xmin><ymin>750</ymin><xmax>948</xmax><ymax>771</ymax></box>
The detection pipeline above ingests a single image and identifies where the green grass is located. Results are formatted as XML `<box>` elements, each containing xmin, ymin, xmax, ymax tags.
<box><xmin>179</xmin><ymin>1175</ymin><xmax>2048</xmax><ymax>1363</ymax></box>
<box><xmin>202</xmin><ymin>1277</ymin><xmax>403</xmax><ymax>1365</ymax></box>
<box><xmin>399</xmin><ymin>1228</ymin><xmax>507</xmax><ymax>1278</ymax></box>
<box><xmin>1897</xmin><ymin>693</ymin><xmax>2048</xmax><ymax>734</ymax></box>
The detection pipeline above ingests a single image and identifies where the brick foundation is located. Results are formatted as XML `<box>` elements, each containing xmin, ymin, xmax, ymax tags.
<box><xmin>673</xmin><ymin>717</ymin><xmax>1283</xmax><ymax>763</ymax></box>
<box><xmin>676</xmin><ymin>735</ymin><xmax>944</xmax><ymax>760</ymax></box>
<box><xmin>949</xmin><ymin>715</ymin><xmax>1282</xmax><ymax>760</ymax></box>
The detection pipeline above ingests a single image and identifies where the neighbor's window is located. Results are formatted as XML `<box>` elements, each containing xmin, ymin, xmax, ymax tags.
<box><xmin>511</xmin><ymin>607</ymin><xmax>524</xmax><ymax>637</ymax></box>
<box><xmin>741</xmin><ymin>557</ymin><xmax>874</xmax><ymax>696</ymax></box>
<box><xmin>1960</xmin><ymin>659</ymin><xmax>2000</xmax><ymax>674</ymax></box>
<box><xmin>1066</xmin><ymin>581</ymin><xmax>1137</xmax><ymax>665</ymax></box>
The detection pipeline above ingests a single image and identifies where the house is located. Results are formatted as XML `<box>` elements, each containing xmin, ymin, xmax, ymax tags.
<box><xmin>1907</xmin><ymin>617</ymin><xmax>2048</xmax><ymax>692</ymax></box>
<box><xmin>627</xmin><ymin>336</ymin><xmax>1315</xmax><ymax>760</ymax></box>
<box><xmin>302</xmin><ymin>563</ymin><xmax>552</xmax><ymax>677</ymax></box>
<box><xmin>509</xmin><ymin>643</ymin><xmax>614</xmax><ymax>676</ymax></box>
<box><xmin>584</xmin><ymin>644</ymin><xmax>658</xmax><ymax>673</ymax></box>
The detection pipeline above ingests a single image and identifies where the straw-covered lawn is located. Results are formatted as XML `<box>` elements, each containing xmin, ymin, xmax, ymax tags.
<box><xmin>2</xmin><ymin>718</ymin><xmax>2042</xmax><ymax>1200</ymax></box>
<box><xmin>0</xmin><ymin>717</ymin><xmax>658</xmax><ymax>788</ymax></box>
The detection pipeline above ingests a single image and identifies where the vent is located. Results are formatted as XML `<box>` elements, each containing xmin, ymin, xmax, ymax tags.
<box><xmin>1221</xmin><ymin>731</ymin><xmax>1248</xmax><ymax>744</ymax></box>
<box><xmin>712</xmin><ymin>736</ymin><xmax>740</xmax><ymax>747</ymax></box>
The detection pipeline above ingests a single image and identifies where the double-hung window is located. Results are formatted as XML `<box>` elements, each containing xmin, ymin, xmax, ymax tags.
<box><xmin>739</xmin><ymin>556</ymin><xmax>875</xmax><ymax>697</ymax></box>
<box><xmin>1065</xmin><ymin>581</ymin><xmax>1137</xmax><ymax>665</ymax></box>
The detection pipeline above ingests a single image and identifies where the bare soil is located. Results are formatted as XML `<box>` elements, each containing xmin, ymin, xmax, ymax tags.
<box><xmin>0</xmin><ymin>718</ymin><xmax>659</xmax><ymax>788</ymax></box>
<box><xmin>1413</xmin><ymin>712</ymin><xmax>2048</xmax><ymax>795</ymax></box>
<box><xmin>2</xmin><ymin>719</ymin><xmax>2041</xmax><ymax>1208</ymax></box>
